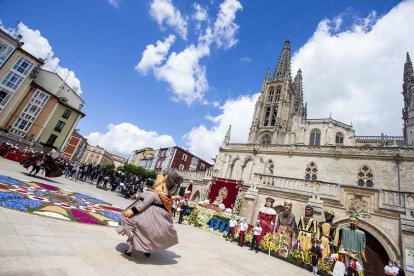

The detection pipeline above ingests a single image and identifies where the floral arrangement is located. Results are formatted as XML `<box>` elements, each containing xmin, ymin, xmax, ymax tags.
<box><xmin>0</xmin><ymin>175</ymin><xmax>122</xmax><ymax>226</ymax></box>
<box><xmin>232</xmin><ymin>191</ymin><xmax>242</xmax><ymax>214</ymax></box>
<box><xmin>199</xmin><ymin>182</ymin><xmax>211</xmax><ymax>202</ymax></box>
<box><xmin>260</xmin><ymin>233</ymin><xmax>277</xmax><ymax>253</ymax></box>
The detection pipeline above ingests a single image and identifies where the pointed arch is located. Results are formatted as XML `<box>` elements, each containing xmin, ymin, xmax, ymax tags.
<box><xmin>334</xmin><ymin>217</ymin><xmax>400</xmax><ymax>260</ymax></box>
<box><xmin>305</xmin><ymin>161</ymin><xmax>318</xmax><ymax>181</ymax></box>
<box><xmin>310</xmin><ymin>128</ymin><xmax>321</xmax><ymax>146</ymax></box>
<box><xmin>357</xmin><ymin>164</ymin><xmax>374</xmax><ymax>187</ymax></box>
<box><xmin>191</xmin><ymin>190</ymin><xmax>200</xmax><ymax>202</ymax></box>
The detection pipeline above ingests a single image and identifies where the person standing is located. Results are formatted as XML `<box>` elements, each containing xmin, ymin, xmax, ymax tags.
<box><xmin>178</xmin><ymin>198</ymin><xmax>188</xmax><ymax>224</ymax></box>
<box><xmin>238</xmin><ymin>218</ymin><xmax>249</xmax><ymax>247</ymax></box>
<box><xmin>310</xmin><ymin>239</ymin><xmax>322</xmax><ymax>275</ymax></box>
<box><xmin>250</xmin><ymin>220</ymin><xmax>262</xmax><ymax>253</ymax></box>
<box><xmin>117</xmin><ymin>169</ymin><xmax>183</xmax><ymax>257</ymax></box>
<box><xmin>227</xmin><ymin>216</ymin><xmax>238</xmax><ymax>242</ymax></box>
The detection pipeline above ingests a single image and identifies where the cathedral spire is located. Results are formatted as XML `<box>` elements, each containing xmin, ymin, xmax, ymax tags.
<box><xmin>402</xmin><ymin>52</ymin><xmax>414</xmax><ymax>144</ymax></box>
<box><xmin>222</xmin><ymin>125</ymin><xmax>232</xmax><ymax>146</ymax></box>
<box><xmin>272</xmin><ymin>39</ymin><xmax>291</xmax><ymax>81</ymax></box>
<box><xmin>292</xmin><ymin>69</ymin><xmax>304</xmax><ymax>117</ymax></box>
<box><xmin>262</xmin><ymin>68</ymin><xmax>270</xmax><ymax>91</ymax></box>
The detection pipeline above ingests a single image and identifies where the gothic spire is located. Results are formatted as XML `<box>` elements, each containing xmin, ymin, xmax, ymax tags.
<box><xmin>292</xmin><ymin>69</ymin><xmax>304</xmax><ymax>116</ymax></box>
<box><xmin>222</xmin><ymin>125</ymin><xmax>232</xmax><ymax>146</ymax></box>
<box><xmin>272</xmin><ymin>39</ymin><xmax>291</xmax><ymax>81</ymax></box>
<box><xmin>261</xmin><ymin>68</ymin><xmax>270</xmax><ymax>91</ymax></box>
<box><xmin>402</xmin><ymin>52</ymin><xmax>414</xmax><ymax>140</ymax></box>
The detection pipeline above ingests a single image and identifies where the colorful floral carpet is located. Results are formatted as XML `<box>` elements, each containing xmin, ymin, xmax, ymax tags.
<box><xmin>0</xmin><ymin>175</ymin><xmax>122</xmax><ymax>226</ymax></box>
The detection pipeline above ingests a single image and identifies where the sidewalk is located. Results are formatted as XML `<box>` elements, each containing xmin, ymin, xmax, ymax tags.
<box><xmin>0</xmin><ymin>158</ymin><xmax>309</xmax><ymax>275</ymax></box>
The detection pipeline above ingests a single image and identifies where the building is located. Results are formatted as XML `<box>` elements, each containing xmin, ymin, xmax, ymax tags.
<box><xmin>151</xmin><ymin>146</ymin><xmax>212</xmax><ymax>172</ymax></box>
<box><xmin>180</xmin><ymin>41</ymin><xmax>414</xmax><ymax>275</ymax></box>
<box><xmin>0</xmin><ymin>29</ymin><xmax>85</xmax><ymax>152</ymax></box>
<box><xmin>0</xmin><ymin>29</ymin><xmax>44</xmax><ymax>147</ymax></box>
<box><xmin>130</xmin><ymin>147</ymin><xmax>155</xmax><ymax>168</ymax></box>
<box><xmin>111</xmin><ymin>154</ymin><xmax>126</xmax><ymax>169</ymax></box>
<box><xmin>81</xmin><ymin>145</ymin><xmax>113</xmax><ymax>166</ymax></box>
<box><xmin>61</xmin><ymin>130</ymin><xmax>88</xmax><ymax>161</ymax></box>
<box><xmin>34</xmin><ymin>69</ymin><xmax>85</xmax><ymax>150</ymax></box>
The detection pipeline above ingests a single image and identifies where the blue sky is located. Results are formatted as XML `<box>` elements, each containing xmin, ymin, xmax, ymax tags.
<box><xmin>1</xmin><ymin>0</ymin><xmax>413</xmax><ymax>162</ymax></box>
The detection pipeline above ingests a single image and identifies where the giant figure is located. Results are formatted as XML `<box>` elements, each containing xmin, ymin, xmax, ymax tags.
<box><xmin>340</xmin><ymin>214</ymin><xmax>366</xmax><ymax>264</ymax></box>
<box><xmin>318</xmin><ymin>209</ymin><xmax>339</xmax><ymax>259</ymax></box>
<box><xmin>296</xmin><ymin>204</ymin><xmax>318</xmax><ymax>252</ymax></box>
<box><xmin>257</xmin><ymin>197</ymin><xmax>277</xmax><ymax>242</ymax></box>
<box><xmin>276</xmin><ymin>201</ymin><xmax>297</xmax><ymax>249</ymax></box>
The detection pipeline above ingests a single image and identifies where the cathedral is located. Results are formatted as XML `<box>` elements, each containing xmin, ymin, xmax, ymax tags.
<box><xmin>181</xmin><ymin>40</ymin><xmax>414</xmax><ymax>275</ymax></box>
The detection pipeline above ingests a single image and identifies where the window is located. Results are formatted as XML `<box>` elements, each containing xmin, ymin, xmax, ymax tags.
<box><xmin>271</xmin><ymin>106</ymin><xmax>278</xmax><ymax>126</ymax></box>
<box><xmin>46</xmin><ymin>134</ymin><xmax>58</xmax><ymax>146</ymax></box>
<box><xmin>0</xmin><ymin>88</ymin><xmax>13</xmax><ymax>109</ymax></box>
<box><xmin>261</xmin><ymin>134</ymin><xmax>271</xmax><ymax>145</ymax></box>
<box><xmin>178</xmin><ymin>164</ymin><xmax>185</xmax><ymax>170</ymax></box>
<box><xmin>1</xmin><ymin>72</ymin><xmax>23</xmax><ymax>90</ymax></box>
<box><xmin>54</xmin><ymin>120</ymin><xmax>66</xmax><ymax>132</ymax></box>
<box><xmin>305</xmin><ymin>161</ymin><xmax>318</xmax><ymax>181</ymax></box>
<box><xmin>9</xmin><ymin>90</ymin><xmax>49</xmax><ymax>137</ymax></box>
<box><xmin>335</xmin><ymin>132</ymin><xmax>344</xmax><ymax>144</ymax></box>
<box><xmin>0</xmin><ymin>42</ymin><xmax>13</xmax><ymax>66</ymax></box>
<box><xmin>13</xmin><ymin>57</ymin><xmax>34</xmax><ymax>76</ymax></box>
<box><xmin>357</xmin><ymin>165</ymin><xmax>374</xmax><ymax>187</ymax></box>
<box><xmin>200</xmin><ymin>163</ymin><xmax>205</xmax><ymax>170</ymax></box>
<box><xmin>309</xmin><ymin>129</ymin><xmax>321</xmax><ymax>146</ymax></box>
<box><xmin>182</xmin><ymin>154</ymin><xmax>188</xmax><ymax>162</ymax></box>
<box><xmin>264</xmin><ymin>107</ymin><xmax>271</xmax><ymax>126</ymax></box>
<box><xmin>275</xmin><ymin>86</ymin><xmax>281</xmax><ymax>101</ymax></box>
<box><xmin>268</xmin><ymin>87</ymin><xmax>274</xmax><ymax>102</ymax></box>
<box><xmin>62</xmin><ymin>109</ymin><xmax>72</xmax><ymax>119</ymax></box>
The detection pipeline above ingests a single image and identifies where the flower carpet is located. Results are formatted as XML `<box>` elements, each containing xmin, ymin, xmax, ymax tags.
<box><xmin>0</xmin><ymin>175</ymin><xmax>122</xmax><ymax>226</ymax></box>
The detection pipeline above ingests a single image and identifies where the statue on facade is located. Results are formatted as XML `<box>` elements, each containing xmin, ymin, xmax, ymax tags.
<box><xmin>275</xmin><ymin>200</ymin><xmax>297</xmax><ymax>249</ymax></box>
<box><xmin>296</xmin><ymin>204</ymin><xmax>318</xmax><ymax>252</ymax></box>
<box><xmin>213</xmin><ymin>187</ymin><xmax>228</xmax><ymax>206</ymax></box>
<box><xmin>257</xmin><ymin>197</ymin><xmax>277</xmax><ymax>242</ymax></box>
<box><xmin>340</xmin><ymin>214</ymin><xmax>366</xmax><ymax>264</ymax></box>
<box><xmin>318</xmin><ymin>209</ymin><xmax>339</xmax><ymax>259</ymax></box>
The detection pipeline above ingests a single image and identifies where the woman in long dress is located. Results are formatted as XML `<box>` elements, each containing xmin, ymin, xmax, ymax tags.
<box><xmin>116</xmin><ymin>168</ymin><xmax>183</xmax><ymax>257</ymax></box>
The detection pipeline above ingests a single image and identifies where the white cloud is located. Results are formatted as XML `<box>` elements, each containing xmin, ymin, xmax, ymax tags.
<box><xmin>240</xmin><ymin>56</ymin><xmax>251</xmax><ymax>63</ymax></box>
<box><xmin>107</xmin><ymin>0</ymin><xmax>121</xmax><ymax>8</ymax></box>
<box><xmin>154</xmin><ymin>43</ymin><xmax>210</xmax><ymax>104</ymax></box>
<box><xmin>150</xmin><ymin>0</ymin><xmax>188</xmax><ymax>39</ymax></box>
<box><xmin>183</xmin><ymin>94</ymin><xmax>259</xmax><ymax>161</ymax></box>
<box><xmin>291</xmin><ymin>0</ymin><xmax>414</xmax><ymax>136</ymax></box>
<box><xmin>212</xmin><ymin>0</ymin><xmax>242</xmax><ymax>49</ymax></box>
<box><xmin>135</xmin><ymin>35</ymin><xmax>176</xmax><ymax>74</ymax></box>
<box><xmin>192</xmin><ymin>3</ymin><xmax>208</xmax><ymax>22</ymax></box>
<box><xmin>86</xmin><ymin>122</ymin><xmax>175</xmax><ymax>157</ymax></box>
<box><xmin>15</xmin><ymin>22</ymin><xmax>82</xmax><ymax>94</ymax></box>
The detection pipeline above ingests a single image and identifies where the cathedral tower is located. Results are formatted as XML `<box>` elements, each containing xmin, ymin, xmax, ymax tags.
<box><xmin>248</xmin><ymin>40</ymin><xmax>305</xmax><ymax>144</ymax></box>
<box><xmin>402</xmin><ymin>52</ymin><xmax>414</xmax><ymax>145</ymax></box>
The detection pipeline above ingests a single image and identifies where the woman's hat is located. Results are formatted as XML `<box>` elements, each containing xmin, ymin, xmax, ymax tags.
<box><xmin>337</xmin><ymin>248</ymin><xmax>347</xmax><ymax>254</ymax></box>
<box><xmin>349</xmin><ymin>253</ymin><xmax>357</xmax><ymax>259</ymax></box>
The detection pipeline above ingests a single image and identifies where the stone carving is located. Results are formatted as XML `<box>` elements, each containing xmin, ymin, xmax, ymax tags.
<box><xmin>346</xmin><ymin>195</ymin><xmax>370</xmax><ymax>218</ymax></box>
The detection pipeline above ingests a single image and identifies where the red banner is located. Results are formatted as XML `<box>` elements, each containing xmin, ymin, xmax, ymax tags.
<box><xmin>208</xmin><ymin>178</ymin><xmax>242</xmax><ymax>209</ymax></box>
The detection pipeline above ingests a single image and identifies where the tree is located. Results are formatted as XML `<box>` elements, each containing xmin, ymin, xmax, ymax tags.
<box><xmin>117</xmin><ymin>163</ymin><xmax>156</xmax><ymax>179</ymax></box>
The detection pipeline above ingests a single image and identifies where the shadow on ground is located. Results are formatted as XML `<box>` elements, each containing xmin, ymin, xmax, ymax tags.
<box><xmin>21</xmin><ymin>172</ymin><xmax>61</xmax><ymax>184</ymax></box>
<box><xmin>115</xmin><ymin>243</ymin><xmax>181</xmax><ymax>265</ymax></box>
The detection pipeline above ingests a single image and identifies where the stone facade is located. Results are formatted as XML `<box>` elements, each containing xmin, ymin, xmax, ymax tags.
<box><xmin>179</xmin><ymin>41</ymin><xmax>414</xmax><ymax>274</ymax></box>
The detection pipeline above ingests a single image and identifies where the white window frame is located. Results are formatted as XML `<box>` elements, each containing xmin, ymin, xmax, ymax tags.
<box><xmin>182</xmin><ymin>154</ymin><xmax>188</xmax><ymax>161</ymax></box>
<box><xmin>0</xmin><ymin>42</ymin><xmax>14</xmax><ymax>67</ymax></box>
<box><xmin>1</xmin><ymin>71</ymin><xmax>23</xmax><ymax>90</ymax></box>
<box><xmin>178</xmin><ymin>164</ymin><xmax>185</xmax><ymax>170</ymax></box>
<box><xmin>13</xmin><ymin>57</ymin><xmax>34</xmax><ymax>76</ymax></box>
<box><xmin>9</xmin><ymin>89</ymin><xmax>49</xmax><ymax>137</ymax></box>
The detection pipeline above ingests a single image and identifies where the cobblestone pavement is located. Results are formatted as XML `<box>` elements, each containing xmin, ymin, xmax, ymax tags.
<box><xmin>0</xmin><ymin>157</ymin><xmax>310</xmax><ymax>276</ymax></box>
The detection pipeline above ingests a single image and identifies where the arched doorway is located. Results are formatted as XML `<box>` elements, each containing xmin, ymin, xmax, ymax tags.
<box><xmin>337</xmin><ymin>229</ymin><xmax>388</xmax><ymax>276</ymax></box>
<box><xmin>191</xmin><ymin>190</ymin><xmax>200</xmax><ymax>202</ymax></box>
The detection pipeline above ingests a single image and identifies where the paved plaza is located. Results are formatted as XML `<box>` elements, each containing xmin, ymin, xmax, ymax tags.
<box><xmin>0</xmin><ymin>158</ymin><xmax>308</xmax><ymax>276</ymax></box>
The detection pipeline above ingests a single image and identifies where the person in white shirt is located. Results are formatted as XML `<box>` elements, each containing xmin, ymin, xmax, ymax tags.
<box><xmin>238</xmin><ymin>219</ymin><xmax>249</xmax><ymax>247</ymax></box>
<box><xmin>250</xmin><ymin>220</ymin><xmax>262</xmax><ymax>253</ymax></box>
<box><xmin>384</xmin><ymin>260</ymin><xmax>399</xmax><ymax>276</ymax></box>
<box><xmin>227</xmin><ymin>216</ymin><xmax>238</xmax><ymax>242</ymax></box>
